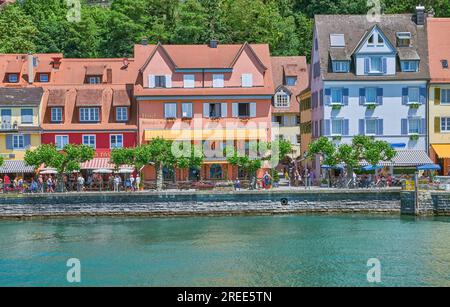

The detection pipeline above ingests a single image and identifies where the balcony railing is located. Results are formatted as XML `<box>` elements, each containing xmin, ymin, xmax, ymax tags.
<box><xmin>0</xmin><ymin>122</ymin><xmax>17</xmax><ymax>131</ymax></box>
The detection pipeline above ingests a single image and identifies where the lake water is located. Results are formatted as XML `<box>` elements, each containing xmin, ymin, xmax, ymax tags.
<box><xmin>0</xmin><ymin>215</ymin><xmax>449</xmax><ymax>286</ymax></box>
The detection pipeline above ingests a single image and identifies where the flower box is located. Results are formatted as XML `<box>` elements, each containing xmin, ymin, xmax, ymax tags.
<box><xmin>409</xmin><ymin>103</ymin><xmax>420</xmax><ymax>109</ymax></box>
<box><xmin>366</xmin><ymin>103</ymin><xmax>377</xmax><ymax>110</ymax></box>
<box><xmin>332</xmin><ymin>135</ymin><xmax>342</xmax><ymax>141</ymax></box>
<box><xmin>331</xmin><ymin>104</ymin><xmax>342</xmax><ymax>110</ymax></box>
<box><xmin>409</xmin><ymin>134</ymin><xmax>419</xmax><ymax>141</ymax></box>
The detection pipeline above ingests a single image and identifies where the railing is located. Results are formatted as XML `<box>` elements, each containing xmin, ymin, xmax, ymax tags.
<box><xmin>0</xmin><ymin>122</ymin><xmax>17</xmax><ymax>131</ymax></box>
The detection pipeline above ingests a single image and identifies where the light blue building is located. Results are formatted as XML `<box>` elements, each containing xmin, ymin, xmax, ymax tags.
<box><xmin>309</xmin><ymin>7</ymin><xmax>433</xmax><ymax>175</ymax></box>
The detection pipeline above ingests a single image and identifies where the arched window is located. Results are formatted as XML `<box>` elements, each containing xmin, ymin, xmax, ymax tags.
<box><xmin>274</xmin><ymin>90</ymin><xmax>290</xmax><ymax>108</ymax></box>
<box><xmin>209</xmin><ymin>164</ymin><xmax>223</xmax><ymax>179</ymax></box>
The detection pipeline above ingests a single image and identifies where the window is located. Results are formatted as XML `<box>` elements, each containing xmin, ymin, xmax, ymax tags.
<box><xmin>442</xmin><ymin>89</ymin><xmax>450</xmax><ymax>104</ymax></box>
<box><xmin>442</xmin><ymin>60</ymin><xmax>449</xmax><ymax>69</ymax></box>
<box><xmin>110</xmin><ymin>134</ymin><xmax>123</xmax><ymax>149</ymax></box>
<box><xmin>331</xmin><ymin>119</ymin><xmax>343</xmax><ymax>135</ymax></box>
<box><xmin>397</xmin><ymin>32</ymin><xmax>411</xmax><ymax>47</ymax></box>
<box><xmin>408</xmin><ymin>118</ymin><xmax>420</xmax><ymax>134</ymax></box>
<box><xmin>155</xmin><ymin>75</ymin><xmax>166</xmax><ymax>88</ymax></box>
<box><xmin>55</xmin><ymin>135</ymin><xmax>68</xmax><ymax>150</ymax></box>
<box><xmin>88</xmin><ymin>76</ymin><xmax>101</xmax><ymax>84</ymax></box>
<box><xmin>116</xmin><ymin>107</ymin><xmax>128</xmax><ymax>122</ymax></box>
<box><xmin>21</xmin><ymin>109</ymin><xmax>33</xmax><ymax>124</ymax></box>
<box><xmin>274</xmin><ymin>116</ymin><xmax>282</xmax><ymax>126</ymax></box>
<box><xmin>365</xmin><ymin>88</ymin><xmax>377</xmax><ymax>104</ymax></box>
<box><xmin>370</xmin><ymin>57</ymin><xmax>382</xmax><ymax>73</ymax></box>
<box><xmin>365</xmin><ymin>119</ymin><xmax>377</xmax><ymax>135</ymax></box>
<box><xmin>378</xmin><ymin>35</ymin><xmax>384</xmax><ymax>45</ymax></box>
<box><xmin>330</xmin><ymin>34</ymin><xmax>345</xmax><ymax>47</ymax></box>
<box><xmin>368</xmin><ymin>34</ymin><xmax>374</xmax><ymax>45</ymax></box>
<box><xmin>331</xmin><ymin>88</ymin><xmax>343</xmax><ymax>104</ymax></box>
<box><xmin>209</xmin><ymin>103</ymin><xmax>221</xmax><ymax>118</ymax></box>
<box><xmin>274</xmin><ymin>91</ymin><xmax>290</xmax><ymax>107</ymax></box>
<box><xmin>164</xmin><ymin>103</ymin><xmax>177</xmax><ymax>119</ymax></box>
<box><xmin>441</xmin><ymin>117</ymin><xmax>450</xmax><ymax>132</ymax></box>
<box><xmin>8</xmin><ymin>74</ymin><xmax>18</xmax><ymax>83</ymax></box>
<box><xmin>241</xmin><ymin>74</ymin><xmax>253</xmax><ymax>87</ymax></box>
<box><xmin>12</xmin><ymin>135</ymin><xmax>25</xmax><ymax>149</ymax></box>
<box><xmin>213</xmin><ymin>74</ymin><xmax>224</xmax><ymax>88</ymax></box>
<box><xmin>39</xmin><ymin>73</ymin><xmax>49</xmax><ymax>82</ymax></box>
<box><xmin>408</xmin><ymin>88</ymin><xmax>420</xmax><ymax>104</ymax></box>
<box><xmin>82</xmin><ymin>135</ymin><xmax>96</xmax><ymax>148</ymax></box>
<box><xmin>286</xmin><ymin>76</ymin><xmax>297</xmax><ymax>86</ymax></box>
<box><xmin>401</xmin><ymin>61</ymin><xmax>418</xmax><ymax>72</ymax></box>
<box><xmin>238</xmin><ymin>103</ymin><xmax>250</xmax><ymax>117</ymax></box>
<box><xmin>79</xmin><ymin>108</ymin><xmax>99</xmax><ymax>122</ymax></box>
<box><xmin>181</xmin><ymin>102</ymin><xmax>193</xmax><ymax>118</ymax></box>
<box><xmin>332</xmin><ymin>61</ymin><xmax>349</xmax><ymax>73</ymax></box>
<box><xmin>183</xmin><ymin>75</ymin><xmax>195</xmax><ymax>88</ymax></box>
<box><xmin>51</xmin><ymin>107</ymin><xmax>63</xmax><ymax>122</ymax></box>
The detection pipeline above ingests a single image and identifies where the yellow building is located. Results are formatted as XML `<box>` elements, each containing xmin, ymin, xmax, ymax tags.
<box><xmin>0</xmin><ymin>88</ymin><xmax>42</xmax><ymax>164</ymax></box>
<box><xmin>429</xmin><ymin>85</ymin><xmax>450</xmax><ymax>173</ymax></box>
<box><xmin>298</xmin><ymin>89</ymin><xmax>312</xmax><ymax>168</ymax></box>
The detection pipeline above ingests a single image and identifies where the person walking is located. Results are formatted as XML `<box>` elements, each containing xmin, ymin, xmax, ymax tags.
<box><xmin>263</xmin><ymin>171</ymin><xmax>272</xmax><ymax>190</ymax></box>
<box><xmin>304</xmin><ymin>168</ymin><xmax>311</xmax><ymax>190</ymax></box>
<box><xmin>3</xmin><ymin>174</ymin><xmax>10</xmax><ymax>193</ymax></box>
<box><xmin>113</xmin><ymin>175</ymin><xmax>120</xmax><ymax>192</ymax></box>
<box><xmin>77</xmin><ymin>174</ymin><xmax>85</xmax><ymax>192</ymax></box>
<box><xmin>130</xmin><ymin>175</ymin><xmax>135</xmax><ymax>192</ymax></box>
<box><xmin>135</xmin><ymin>174</ymin><xmax>141</xmax><ymax>191</ymax></box>
<box><xmin>38</xmin><ymin>175</ymin><xmax>44</xmax><ymax>193</ymax></box>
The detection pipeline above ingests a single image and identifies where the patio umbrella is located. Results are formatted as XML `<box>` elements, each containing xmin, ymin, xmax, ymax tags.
<box><xmin>118</xmin><ymin>168</ymin><xmax>134</xmax><ymax>174</ymax></box>
<box><xmin>417</xmin><ymin>164</ymin><xmax>441</xmax><ymax>171</ymax></box>
<box><xmin>40</xmin><ymin>169</ymin><xmax>57</xmax><ymax>174</ymax></box>
<box><xmin>93</xmin><ymin>168</ymin><xmax>113</xmax><ymax>174</ymax></box>
<box><xmin>361</xmin><ymin>165</ymin><xmax>383</xmax><ymax>171</ymax></box>
<box><xmin>321</xmin><ymin>164</ymin><xmax>344</xmax><ymax>170</ymax></box>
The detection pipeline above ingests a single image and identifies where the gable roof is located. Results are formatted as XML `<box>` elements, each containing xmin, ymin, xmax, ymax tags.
<box><xmin>352</xmin><ymin>24</ymin><xmax>396</xmax><ymax>55</ymax></box>
<box><xmin>427</xmin><ymin>18</ymin><xmax>450</xmax><ymax>83</ymax></box>
<box><xmin>314</xmin><ymin>14</ymin><xmax>430</xmax><ymax>81</ymax></box>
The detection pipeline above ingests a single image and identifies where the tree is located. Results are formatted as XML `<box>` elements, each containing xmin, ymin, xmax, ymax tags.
<box><xmin>0</xmin><ymin>156</ymin><xmax>4</xmax><ymax>168</ymax></box>
<box><xmin>226</xmin><ymin>146</ymin><xmax>262</xmax><ymax>190</ymax></box>
<box><xmin>172</xmin><ymin>0</ymin><xmax>209</xmax><ymax>44</ymax></box>
<box><xmin>0</xmin><ymin>4</ymin><xmax>37</xmax><ymax>53</ymax></box>
<box><xmin>24</xmin><ymin>144</ymin><xmax>95</xmax><ymax>192</ymax></box>
<box><xmin>172</xmin><ymin>142</ymin><xmax>204</xmax><ymax>182</ymax></box>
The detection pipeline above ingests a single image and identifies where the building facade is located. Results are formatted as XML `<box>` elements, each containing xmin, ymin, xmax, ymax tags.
<box><xmin>427</xmin><ymin>18</ymin><xmax>450</xmax><ymax>174</ymax></box>
<box><xmin>309</xmin><ymin>8</ymin><xmax>431</xmax><ymax>176</ymax></box>
<box><xmin>133</xmin><ymin>42</ymin><xmax>274</xmax><ymax>181</ymax></box>
<box><xmin>271</xmin><ymin>56</ymin><xmax>308</xmax><ymax>159</ymax></box>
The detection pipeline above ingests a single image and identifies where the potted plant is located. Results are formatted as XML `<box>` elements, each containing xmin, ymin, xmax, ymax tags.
<box><xmin>331</xmin><ymin>103</ymin><xmax>342</xmax><ymax>110</ymax></box>
<box><xmin>332</xmin><ymin>135</ymin><xmax>342</xmax><ymax>141</ymax></box>
<box><xmin>366</xmin><ymin>103</ymin><xmax>377</xmax><ymax>110</ymax></box>
<box><xmin>409</xmin><ymin>134</ymin><xmax>419</xmax><ymax>141</ymax></box>
<box><xmin>409</xmin><ymin>103</ymin><xmax>420</xmax><ymax>109</ymax></box>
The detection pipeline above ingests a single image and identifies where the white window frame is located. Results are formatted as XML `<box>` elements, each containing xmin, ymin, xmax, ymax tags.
<box><xmin>441</xmin><ymin>117</ymin><xmax>450</xmax><ymax>132</ymax></box>
<box><xmin>164</xmin><ymin>103</ymin><xmax>177</xmax><ymax>119</ymax></box>
<box><xmin>365</xmin><ymin>118</ymin><xmax>377</xmax><ymax>135</ymax></box>
<box><xmin>82</xmin><ymin>134</ymin><xmax>96</xmax><ymax>149</ymax></box>
<box><xmin>79</xmin><ymin>107</ymin><xmax>99</xmax><ymax>122</ymax></box>
<box><xmin>274</xmin><ymin>91</ymin><xmax>290</xmax><ymax>108</ymax></box>
<box><xmin>21</xmin><ymin>108</ymin><xmax>33</xmax><ymax>124</ymax></box>
<box><xmin>183</xmin><ymin>74</ymin><xmax>195</xmax><ymax>88</ymax></box>
<box><xmin>181</xmin><ymin>102</ymin><xmax>193</xmax><ymax>118</ymax></box>
<box><xmin>333</xmin><ymin>61</ymin><xmax>349</xmax><ymax>73</ymax></box>
<box><xmin>408</xmin><ymin>87</ymin><xmax>420</xmax><ymax>104</ymax></box>
<box><xmin>285</xmin><ymin>76</ymin><xmax>297</xmax><ymax>86</ymax></box>
<box><xmin>365</xmin><ymin>87</ymin><xmax>378</xmax><ymax>105</ymax></box>
<box><xmin>369</xmin><ymin>56</ymin><xmax>382</xmax><ymax>73</ymax></box>
<box><xmin>331</xmin><ymin>118</ymin><xmax>343</xmax><ymax>136</ymax></box>
<box><xmin>51</xmin><ymin>107</ymin><xmax>63</xmax><ymax>122</ymax></box>
<box><xmin>242</xmin><ymin>73</ymin><xmax>253</xmax><ymax>87</ymax></box>
<box><xmin>330</xmin><ymin>88</ymin><xmax>343</xmax><ymax>105</ymax></box>
<box><xmin>401</xmin><ymin>61</ymin><xmax>418</xmax><ymax>72</ymax></box>
<box><xmin>8</xmin><ymin>74</ymin><xmax>18</xmax><ymax>83</ymax></box>
<box><xmin>213</xmin><ymin>74</ymin><xmax>224</xmax><ymax>88</ymax></box>
<box><xmin>12</xmin><ymin>134</ymin><xmax>25</xmax><ymax>150</ymax></box>
<box><xmin>116</xmin><ymin>107</ymin><xmax>128</xmax><ymax>122</ymax></box>
<box><xmin>39</xmin><ymin>73</ymin><xmax>49</xmax><ymax>82</ymax></box>
<box><xmin>441</xmin><ymin>89</ymin><xmax>450</xmax><ymax>104</ymax></box>
<box><xmin>88</xmin><ymin>76</ymin><xmax>101</xmax><ymax>84</ymax></box>
<box><xmin>55</xmin><ymin>135</ymin><xmax>69</xmax><ymax>150</ymax></box>
<box><xmin>110</xmin><ymin>134</ymin><xmax>123</xmax><ymax>149</ymax></box>
<box><xmin>408</xmin><ymin>118</ymin><xmax>420</xmax><ymax>135</ymax></box>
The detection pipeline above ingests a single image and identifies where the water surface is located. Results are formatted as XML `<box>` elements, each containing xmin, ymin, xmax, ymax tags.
<box><xmin>0</xmin><ymin>215</ymin><xmax>449</xmax><ymax>286</ymax></box>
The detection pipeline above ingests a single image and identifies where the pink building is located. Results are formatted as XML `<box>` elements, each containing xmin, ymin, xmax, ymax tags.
<box><xmin>133</xmin><ymin>41</ymin><xmax>275</xmax><ymax>181</ymax></box>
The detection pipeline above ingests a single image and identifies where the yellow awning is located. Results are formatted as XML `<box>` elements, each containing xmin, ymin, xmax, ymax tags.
<box><xmin>144</xmin><ymin>129</ymin><xmax>268</xmax><ymax>142</ymax></box>
<box><xmin>432</xmin><ymin>144</ymin><xmax>450</xmax><ymax>158</ymax></box>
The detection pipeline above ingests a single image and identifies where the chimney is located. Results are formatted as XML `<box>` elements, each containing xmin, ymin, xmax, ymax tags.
<box><xmin>52</xmin><ymin>57</ymin><xmax>62</xmax><ymax>69</ymax></box>
<box><xmin>209</xmin><ymin>39</ymin><xmax>218</xmax><ymax>48</ymax></box>
<box><xmin>27</xmin><ymin>52</ymin><xmax>34</xmax><ymax>84</ymax></box>
<box><xmin>415</xmin><ymin>5</ymin><xmax>425</xmax><ymax>26</ymax></box>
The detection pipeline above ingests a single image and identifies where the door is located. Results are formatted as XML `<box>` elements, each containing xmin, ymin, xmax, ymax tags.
<box><xmin>1</xmin><ymin>109</ymin><xmax>12</xmax><ymax>129</ymax></box>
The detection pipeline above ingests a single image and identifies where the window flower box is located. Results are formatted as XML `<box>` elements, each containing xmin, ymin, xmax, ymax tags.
<box><xmin>365</xmin><ymin>103</ymin><xmax>377</xmax><ymax>110</ymax></box>
<box><xmin>332</xmin><ymin>135</ymin><xmax>342</xmax><ymax>141</ymax></box>
<box><xmin>165</xmin><ymin>117</ymin><xmax>176</xmax><ymax>122</ymax></box>
<box><xmin>409</xmin><ymin>134</ymin><xmax>419</xmax><ymax>141</ymax></box>
<box><xmin>330</xmin><ymin>103</ymin><xmax>342</xmax><ymax>110</ymax></box>
<box><xmin>409</xmin><ymin>103</ymin><xmax>420</xmax><ymax>109</ymax></box>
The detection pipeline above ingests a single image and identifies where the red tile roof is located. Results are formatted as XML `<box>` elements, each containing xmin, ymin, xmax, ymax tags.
<box><xmin>428</xmin><ymin>18</ymin><xmax>450</xmax><ymax>83</ymax></box>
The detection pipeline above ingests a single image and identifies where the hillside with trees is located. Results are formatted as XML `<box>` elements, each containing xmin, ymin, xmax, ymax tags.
<box><xmin>0</xmin><ymin>0</ymin><xmax>448</xmax><ymax>60</ymax></box>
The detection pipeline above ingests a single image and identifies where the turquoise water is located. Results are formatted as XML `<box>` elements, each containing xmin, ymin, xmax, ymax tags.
<box><xmin>0</xmin><ymin>215</ymin><xmax>449</xmax><ymax>287</ymax></box>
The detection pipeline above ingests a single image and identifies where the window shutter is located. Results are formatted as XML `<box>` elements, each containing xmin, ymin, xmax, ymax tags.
<box><xmin>6</xmin><ymin>135</ymin><xmax>12</xmax><ymax>150</ymax></box>
<box><xmin>359</xmin><ymin>88</ymin><xmax>366</xmax><ymax>105</ymax></box>
<box><xmin>343</xmin><ymin>119</ymin><xmax>349</xmax><ymax>136</ymax></box>
<box><xmin>377</xmin><ymin>119</ymin><xmax>383</xmax><ymax>135</ymax></box>
<box><xmin>324</xmin><ymin>88</ymin><xmax>331</xmax><ymax>106</ymax></box>
<box><xmin>319</xmin><ymin>90</ymin><xmax>324</xmax><ymax>106</ymax></box>
<box><xmin>377</xmin><ymin>88</ymin><xmax>383</xmax><ymax>105</ymax></box>
<box><xmin>250</xmin><ymin>102</ymin><xmax>256</xmax><ymax>117</ymax></box>
<box><xmin>419</xmin><ymin>87</ymin><xmax>426</xmax><ymax>104</ymax></box>
<box><xmin>401</xmin><ymin>119</ymin><xmax>408</xmax><ymax>135</ymax></box>
<box><xmin>323</xmin><ymin>120</ymin><xmax>331</xmax><ymax>136</ymax></box>
<box><xmin>402</xmin><ymin>88</ymin><xmax>409</xmax><ymax>105</ymax></box>
<box><xmin>435</xmin><ymin>88</ymin><xmax>441</xmax><ymax>105</ymax></box>
<box><xmin>232</xmin><ymin>103</ymin><xmax>238</xmax><ymax>117</ymax></box>
<box><xmin>342</xmin><ymin>88</ymin><xmax>349</xmax><ymax>105</ymax></box>
<box><xmin>421</xmin><ymin>118</ymin><xmax>426</xmax><ymax>134</ymax></box>
<box><xmin>359</xmin><ymin>119</ymin><xmax>365</xmax><ymax>135</ymax></box>
<box><xmin>165</xmin><ymin>75</ymin><xmax>172</xmax><ymax>88</ymax></box>
<box><xmin>382</xmin><ymin>57</ymin><xmax>387</xmax><ymax>74</ymax></box>
<box><xmin>435</xmin><ymin>117</ymin><xmax>441</xmax><ymax>133</ymax></box>
<box><xmin>220</xmin><ymin>103</ymin><xmax>227</xmax><ymax>118</ymax></box>
<box><xmin>364</xmin><ymin>58</ymin><xmax>370</xmax><ymax>74</ymax></box>
<box><xmin>148</xmin><ymin>75</ymin><xmax>155</xmax><ymax>88</ymax></box>
<box><xmin>24</xmin><ymin>134</ymin><xmax>31</xmax><ymax>148</ymax></box>
<box><xmin>203</xmin><ymin>103</ymin><xmax>210</xmax><ymax>118</ymax></box>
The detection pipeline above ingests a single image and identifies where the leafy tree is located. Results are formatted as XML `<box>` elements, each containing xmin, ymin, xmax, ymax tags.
<box><xmin>172</xmin><ymin>142</ymin><xmax>204</xmax><ymax>182</ymax></box>
<box><xmin>172</xmin><ymin>0</ymin><xmax>208</xmax><ymax>44</ymax></box>
<box><xmin>0</xmin><ymin>4</ymin><xmax>37</xmax><ymax>53</ymax></box>
<box><xmin>226</xmin><ymin>145</ymin><xmax>262</xmax><ymax>190</ymax></box>
<box><xmin>0</xmin><ymin>156</ymin><xmax>4</xmax><ymax>168</ymax></box>
<box><xmin>24</xmin><ymin>144</ymin><xmax>95</xmax><ymax>191</ymax></box>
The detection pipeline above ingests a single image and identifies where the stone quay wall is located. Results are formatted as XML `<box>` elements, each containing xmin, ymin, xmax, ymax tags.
<box><xmin>401</xmin><ymin>191</ymin><xmax>450</xmax><ymax>216</ymax></box>
<box><xmin>0</xmin><ymin>190</ymin><xmax>402</xmax><ymax>218</ymax></box>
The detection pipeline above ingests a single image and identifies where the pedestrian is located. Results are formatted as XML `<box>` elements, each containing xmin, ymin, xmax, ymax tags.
<box><xmin>130</xmin><ymin>175</ymin><xmax>135</xmax><ymax>191</ymax></box>
<box><xmin>135</xmin><ymin>174</ymin><xmax>141</xmax><ymax>191</ymax></box>
<box><xmin>234</xmin><ymin>178</ymin><xmax>241</xmax><ymax>191</ymax></box>
<box><xmin>77</xmin><ymin>174</ymin><xmax>85</xmax><ymax>192</ymax></box>
<box><xmin>263</xmin><ymin>171</ymin><xmax>272</xmax><ymax>190</ymax></box>
<box><xmin>3</xmin><ymin>174</ymin><xmax>10</xmax><ymax>193</ymax></box>
<box><xmin>304</xmin><ymin>168</ymin><xmax>311</xmax><ymax>190</ymax></box>
<box><xmin>38</xmin><ymin>175</ymin><xmax>44</xmax><ymax>193</ymax></box>
<box><xmin>113</xmin><ymin>175</ymin><xmax>120</xmax><ymax>192</ymax></box>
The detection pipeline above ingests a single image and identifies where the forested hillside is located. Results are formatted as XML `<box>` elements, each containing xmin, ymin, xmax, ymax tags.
<box><xmin>0</xmin><ymin>0</ymin><xmax>448</xmax><ymax>59</ymax></box>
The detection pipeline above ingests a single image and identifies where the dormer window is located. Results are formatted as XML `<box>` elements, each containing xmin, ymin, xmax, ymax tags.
<box><xmin>368</xmin><ymin>32</ymin><xmax>384</xmax><ymax>47</ymax></box>
<box><xmin>368</xmin><ymin>35</ymin><xmax>374</xmax><ymax>45</ymax></box>
<box><xmin>397</xmin><ymin>32</ymin><xmax>411</xmax><ymax>47</ymax></box>
<box><xmin>274</xmin><ymin>91</ymin><xmax>290</xmax><ymax>108</ymax></box>
<box><xmin>378</xmin><ymin>35</ymin><xmax>384</xmax><ymax>45</ymax></box>
<box><xmin>285</xmin><ymin>76</ymin><xmax>297</xmax><ymax>86</ymax></box>
<box><xmin>370</xmin><ymin>57</ymin><xmax>382</xmax><ymax>73</ymax></box>
<box><xmin>332</xmin><ymin>61</ymin><xmax>350</xmax><ymax>73</ymax></box>
<box><xmin>87</xmin><ymin>76</ymin><xmax>101</xmax><ymax>84</ymax></box>
<box><xmin>401</xmin><ymin>61</ymin><xmax>419</xmax><ymax>72</ymax></box>
<box><xmin>7</xmin><ymin>73</ymin><xmax>18</xmax><ymax>83</ymax></box>
<box><xmin>38</xmin><ymin>73</ymin><xmax>49</xmax><ymax>83</ymax></box>
<box><xmin>330</xmin><ymin>34</ymin><xmax>345</xmax><ymax>47</ymax></box>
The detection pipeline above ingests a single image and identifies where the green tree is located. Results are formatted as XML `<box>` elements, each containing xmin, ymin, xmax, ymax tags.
<box><xmin>24</xmin><ymin>144</ymin><xmax>95</xmax><ymax>192</ymax></box>
<box><xmin>0</xmin><ymin>4</ymin><xmax>37</xmax><ymax>53</ymax></box>
<box><xmin>172</xmin><ymin>0</ymin><xmax>208</xmax><ymax>44</ymax></box>
<box><xmin>172</xmin><ymin>142</ymin><xmax>204</xmax><ymax>182</ymax></box>
<box><xmin>0</xmin><ymin>156</ymin><xmax>4</xmax><ymax>168</ymax></box>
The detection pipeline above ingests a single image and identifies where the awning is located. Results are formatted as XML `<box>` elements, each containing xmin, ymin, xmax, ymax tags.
<box><xmin>417</xmin><ymin>164</ymin><xmax>441</xmax><ymax>171</ymax></box>
<box><xmin>81</xmin><ymin>158</ymin><xmax>115</xmax><ymax>170</ymax></box>
<box><xmin>432</xmin><ymin>144</ymin><xmax>450</xmax><ymax>159</ymax></box>
<box><xmin>144</xmin><ymin>128</ymin><xmax>268</xmax><ymax>142</ymax></box>
<box><xmin>0</xmin><ymin>160</ymin><xmax>35</xmax><ymax>174</ymax></box>
<box><xmin>361</xmin><ymin>150</ymin><xmax>433</xmax><ymax>167</ymax></box>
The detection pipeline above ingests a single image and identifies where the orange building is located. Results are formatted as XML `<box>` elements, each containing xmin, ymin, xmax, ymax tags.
<box><xmin>133</xmin><ymin>41</ymin><xmax>275</xmax><ymax>181</ymax></box>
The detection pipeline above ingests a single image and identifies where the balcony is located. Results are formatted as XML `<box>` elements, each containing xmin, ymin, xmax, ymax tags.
<box><xmin>0</xmin><ymin>122</ymin><xmax>18</xmax><ymax>132</ymax></box>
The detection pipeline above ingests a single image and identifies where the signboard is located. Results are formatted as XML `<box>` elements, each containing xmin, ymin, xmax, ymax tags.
<box><xmin>404</xmin><ymin>180</ymin><xmax>415</xmax><ymax>191</ymax></box>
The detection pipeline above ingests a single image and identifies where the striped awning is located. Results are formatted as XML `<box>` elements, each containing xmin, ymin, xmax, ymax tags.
<box><xmin>81</xmin><ymin>158</ymin><xmax>115</xmax><ymax>170</ymax></box>
<box><xmin>361</xmin><ymin>150</ymin><xmax>433</xmax><ymax>167</ymax></box>
<box><xmin>0</xmin><ymin>160</ymin><xmax>35</xmax><ymax>174</ymax></box>
<box><xmin>144</xmin><ymin>128</ymin><xmax>268</xmax><ymax>141</ymax></box>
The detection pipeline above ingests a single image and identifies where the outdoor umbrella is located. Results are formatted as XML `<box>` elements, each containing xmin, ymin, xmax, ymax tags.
<box><xmin>40</xmin><ymin>169</ymin><xmax>57</xmax><ymax>175</ymax></box>
<box><xmin>417</xmin><ymin>164</ymin><xmax>441</xmax><ymax>171</ymax></box>
<box><xmin>93</xmin><ymin>168</ymin><xmax>113</xmax><ymax>174</ymax></box>
<box><xmin>118</xmin><ymin>168</ymin><xmax>134</xmax><ymax>174</ymax></box>
<box><xmin>361</xmin><ymin>165</ymin><xmax>383</xmax><ymax>172</ymax></box>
